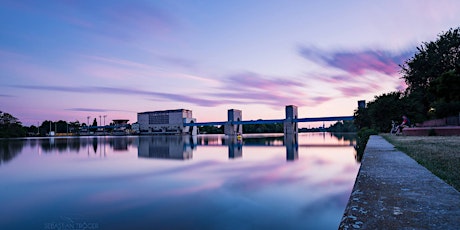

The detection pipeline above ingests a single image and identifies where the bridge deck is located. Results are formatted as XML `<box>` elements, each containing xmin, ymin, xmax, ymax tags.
<box><xmin>184</xmin><ymin>116</ymin><xmax>353</xmax><ymax>126</ymax></box>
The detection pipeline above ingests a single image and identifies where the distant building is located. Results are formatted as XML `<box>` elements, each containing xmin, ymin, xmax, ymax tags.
<box><xmin>112</xmin><ymin>119</ymin><xmax>130</xmax><ymax>135</ymax></box>
<box><xmin>131</xmin><ymin>122</ymin><xmax>140</xmax><ymax>134</ymax></box>
<box><xmin>137</xmin><ymin>109</ymin><xmax>197</xmax><ymax>135</ymax></box>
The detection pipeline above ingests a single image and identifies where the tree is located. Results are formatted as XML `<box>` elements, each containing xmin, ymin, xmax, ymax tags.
<box><xmin>328</xmin><ymin>121</ymin><xmax>357</xmax><ymax>133</ymax></box>
<box><xmin>354</xmin><ymin>92</ymin><xmax>413</xmax><ymax>132</ymax></box>
<box><xmin>39</xmin><ymin>120</ymin><xmax>53</xmax><ymax>136</ymax></box>
<box><xmin>401</xmin><ymin>27</ymin><xmax>460</xmax><ymax>119</ymax></box>
<box><xmin>199</xmin><ymin>125</ymin><xmax>224</xmax><ymax>134</ymax></box>
<box><xmin>68</xmin><ymin>121</ymin><xmax>81</xmax><ymax>134</ymax></box>
<box><xmin>92</xmin><ymin>118</ymin><xmax>98</xmax><ymax>127</ymax></box>
<box><xmin>0</xmin><ymin>111</ymin><xmax>26</xmax><ymax>138</ymax></box>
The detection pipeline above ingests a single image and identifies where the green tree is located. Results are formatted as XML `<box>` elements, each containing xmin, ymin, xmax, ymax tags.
<box><xmin>354</xmin><ymin>92</ymin><xmax>413</xmax><ymax>132</ymax></box>
<box><xmin>328</xmin><ymin>121</ymin><xmax>357</xmax><ymax>132</ymax></box>
<box><xmin>198</xmin><ymin>125</ymin><xmax>224</xmax><ymax>134</ymax></box>
<box><xmin>401</xmin><ymin>27</ymin><xmax>460</xmax><ymax>119</ymax></box>
<box><xmin>353</xmin><ymin>106</ymin><xmax>371</xmax><ymax>130</ymax></box>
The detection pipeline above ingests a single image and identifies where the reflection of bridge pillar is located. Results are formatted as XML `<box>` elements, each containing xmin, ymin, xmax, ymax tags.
<box><xmin>285</xmin><ymin>133</ymin><xmax>298</xmax><ymax>161</ymax></box>
<box><xmin>228</xmin><ymin>136</ymin><xmax>243</xmax><ymax>159</ymax></box>
<box><xmin>225</xmin><ymin>109</ymin><xmax>243</xmax><ymax>136</ymax></box>
<box><xmin>284</xmin><ymin>105</ymin><xmax>298</xmax><ymax>135</ymax></box>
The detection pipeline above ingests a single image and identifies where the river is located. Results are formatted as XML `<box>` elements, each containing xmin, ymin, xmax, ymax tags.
<box><xmin>0</xmin><ymin>132</ymin><xmax>359</xmax><ymax>230</ymax></box>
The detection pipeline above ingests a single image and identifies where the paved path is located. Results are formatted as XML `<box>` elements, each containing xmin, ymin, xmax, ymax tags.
<box><xmin>339</xmin><ymin>135</ymin><xmax>460</xmax><ymax>229</ymax></box>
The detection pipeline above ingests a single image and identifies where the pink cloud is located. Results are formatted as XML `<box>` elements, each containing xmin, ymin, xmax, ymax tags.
<box><xmin>337</xmin><ymin>86</ymin><xmax>377</xmax><ymax>97</ymax></box>
<box><xmin>298</xmin><ymin>47</ymin><xmax>413</xmax><ymax>98</ymax></box>
<box><xmin>299</xmin><ymin>47</ymin><xmax>413</xmax><ymax>75</ymax></box>
<box><xmin>210</xmin><ymin>72</ymin><xmax>318</xmax><ymax>108</ymax></box>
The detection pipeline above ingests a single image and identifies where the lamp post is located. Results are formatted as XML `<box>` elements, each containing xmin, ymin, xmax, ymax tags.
<box><xmin>87</xmin><ymin>116</ymin><xmax>90</xmax><ymax>134</ymax></box>
<box><xmin>103</xmin><ymin>115</ymin><xmax>107</xmax><ymax>135</ymax></box>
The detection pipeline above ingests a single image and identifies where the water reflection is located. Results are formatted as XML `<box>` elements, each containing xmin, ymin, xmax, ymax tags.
<box><xmin>135</xmin><ymin>135</ymin><xmax>301</xmax><ymax>161</ymax></box>
<box><xmin>0</xmin><ymin>133</ymin><xmax>356</xmax><ymax>164</ymax></box>
<box><xmin>138</xmin><ymin>136</ymin><xmax>196</xmax><ymax>160</ymax></box>
<box><xmin>284</xmin><ymin>133</ymin><xmax>298</xmax><ymax>161</ymax></box>
<box><xmin>0</xmin><ymin>139</ymin><xmax>24</xmax><ymax>165</ymax></box>
<box><xmin>0</xmin><ymin>133</ymin><xmax>359</xmax><ymax>229</ymax></box>
<box><xmin>228</xmin><ymin>136</ymin><xmax>243</xmax><ymax>159</ymax></box>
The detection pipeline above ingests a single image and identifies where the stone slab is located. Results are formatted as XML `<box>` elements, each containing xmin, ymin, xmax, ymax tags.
<box><xmin>339</xmin><ymin>135</ymin><xmax>460</xmax><ymax>229</ymax></box>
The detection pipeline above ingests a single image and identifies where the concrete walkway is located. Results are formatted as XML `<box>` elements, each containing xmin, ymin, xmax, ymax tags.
<box><xmin>339</xmin><ymin>135</ymin><xmax>460</xmax><ymax>229</ymax></box>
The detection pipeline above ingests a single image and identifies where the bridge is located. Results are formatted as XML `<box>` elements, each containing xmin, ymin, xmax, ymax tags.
<box><xmin>184</xmin><ymin>101</ymin><xmax>364</xmax><ymax>136</ymax></box>
<box><xmin>184</xmin><ymin>116</ymin><xmax>354</xmax><ymax>127</ymax></box>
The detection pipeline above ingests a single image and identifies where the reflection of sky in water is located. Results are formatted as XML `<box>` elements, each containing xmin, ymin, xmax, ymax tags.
<box><xmin>0</xmin><ymin>133</ymin><xmax>359</xmax><ymax>230</ymax></box>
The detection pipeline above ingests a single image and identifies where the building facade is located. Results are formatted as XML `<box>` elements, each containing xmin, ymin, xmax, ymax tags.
<box><xmin>137</xmin><ymin>109</ymin><xmax>197</xmax><ymax>135</ymax></box>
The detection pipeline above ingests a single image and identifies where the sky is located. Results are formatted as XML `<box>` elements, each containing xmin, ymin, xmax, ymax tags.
<box><xmin>1</xmin><ymin>0</ymin><xmax>460</xmax><ymax>126</ymax></box>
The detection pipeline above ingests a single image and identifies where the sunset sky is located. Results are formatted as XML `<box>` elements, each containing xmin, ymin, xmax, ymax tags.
<box><xmin>1</xmin><ymin>0</ymin><xmax>460</xmax><ymax>126</ymax></box>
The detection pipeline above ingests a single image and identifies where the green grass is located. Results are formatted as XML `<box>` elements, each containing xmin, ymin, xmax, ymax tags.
<box><xmin>382</xmin><ymin>134</ymin><xmax>460</xmax><ymax>191</ymax></box>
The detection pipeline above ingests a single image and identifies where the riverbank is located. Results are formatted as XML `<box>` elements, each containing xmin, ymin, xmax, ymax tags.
<box><xmin>339</xmin><ymin>135</ymin><xmax>460</xmax><ymax>229</ymax></box>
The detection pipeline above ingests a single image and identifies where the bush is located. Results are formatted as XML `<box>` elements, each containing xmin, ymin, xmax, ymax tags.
<box><xmin>354</xmin><ymin>128</ymin><xmax>378</xmax><ymax>161</ymax></box>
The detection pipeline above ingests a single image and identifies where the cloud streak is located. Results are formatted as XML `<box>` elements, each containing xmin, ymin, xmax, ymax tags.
<box><xmin>298</xmin><ymin>47</ymin><xmax>414</xmax><ymax>98</ymax></box>
<box><xmin>299</xmin><ymin>47</ymin><xmax>413</xmax><ymax>75</ymax></box>
<box><xmin>210</xmin><ymin>72</ymin><xmax>318</xmax><ymax>107</ymax></box>
<box><xmin>66</xmin><ymin>108</ymin><xmax>130</xmax><ymax>113</ymax></box>
<box><xmin>9</xmin><ymin>46</ymin><xmax>415</xmax><ymax>113</ymax></box>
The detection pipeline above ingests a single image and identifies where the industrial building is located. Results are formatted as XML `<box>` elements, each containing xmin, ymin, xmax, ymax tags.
<box><xmin>137</xmin><ymin>109</ymin><xmax>197</xmax><ymax>135</ymax></box>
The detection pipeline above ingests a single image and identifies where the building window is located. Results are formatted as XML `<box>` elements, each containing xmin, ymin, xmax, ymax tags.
<box><xmin>149</xmin><ymin>113</ymin><xmax>169</xmax><ymax>124</ymax></box>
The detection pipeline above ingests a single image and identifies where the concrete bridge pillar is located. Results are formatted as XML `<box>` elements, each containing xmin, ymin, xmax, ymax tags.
<box><xmin>358</xmin><ymin>100</ymin><xmax>366</xmax><ymax>109</ymax></box>
<box><xmin>225</xmin><ymin>109</ymin><xmax>242</xmax><ymax>135</ymax></box>
<box><xmin>284</xmin><ymin>105</ymin><xmax>298</xmax><ymax>135</ymax></box>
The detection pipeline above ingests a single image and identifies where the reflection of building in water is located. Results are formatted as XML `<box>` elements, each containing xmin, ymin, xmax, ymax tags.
<box><xmin>138</xmin><ymin>136</ymin><xmax>195</xmax><ymax>160</ymax></box>
<box><xmin>109</xmin><ymin>137</ymin><xmax>135</xmax><ymax>151</ymax></box>
<box><xmin>228</xmin><ymin>136</ymin><xmax>243</xmax><ymax>159</ymax></box>
<box><xmin>137</xmin><ymin>109</ymin><xmax>197</xmax><ymax>135</ymax></box>
<box><xmin>284</xmin><ymin>133</ymin><xmax>298</xmax><ymax>161</ymax></box>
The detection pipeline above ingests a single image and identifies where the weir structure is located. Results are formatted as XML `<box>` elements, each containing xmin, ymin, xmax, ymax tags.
<box><xmin>184</xmin><ymin>101</ymin><xmax>363</xmax><ymax>135</ymax></box>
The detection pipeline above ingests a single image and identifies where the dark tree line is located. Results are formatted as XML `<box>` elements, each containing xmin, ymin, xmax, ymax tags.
<box><xmin>328</xmin><ymin>121</ymin><xmax>357</xmax><ymax>133</ymax></box>
<box><xmin>0</xmin><ymin>111</ymin><xmax>26</xmax><ymax>138</ymax></box>
<box><xmin>199</xmin><ymin>123</ymin><xmax>285</xmax><ymax>134</ymax></box>
<box><xmin>0</xmin><ymin>110</ymin><xmax>84</xmax><ymax>138</ymax></box>
<box><xmin>355</xmin><ymin>27</ymin><xmax>460</xmax><ymax>132</ymax></box>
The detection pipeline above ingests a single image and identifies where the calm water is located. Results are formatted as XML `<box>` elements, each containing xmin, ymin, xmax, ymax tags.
<box><xmin>0</xmin><ymin>133</ymin><xmax>359</xmax><ymax>230</ymax></box>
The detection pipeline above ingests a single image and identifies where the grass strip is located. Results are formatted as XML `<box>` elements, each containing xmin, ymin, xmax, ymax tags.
<box><xmin>381</xmin><ymin>134</ymin><xmax>460</xmax><ymax>191</ymax></box>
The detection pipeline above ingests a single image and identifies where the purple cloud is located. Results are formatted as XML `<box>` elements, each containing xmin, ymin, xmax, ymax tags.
<box><xmin>224</xmin><ymin>72</ymin><xmax>302</xmax><ymax>89</ymax></box>
<box><xmin>299</xmin><ymin>47</ymin><xmax>413</xmax><ymax>75</ymax></box>
<box><xmin>209</xmin><ymin>72</ymin><xmax>313</xmax><ymax>107</ymax></box>
<box><xmin>66</xmin><ymin>108</ymin><xmax>129</xmax><ymax>113</ymax></box>
<box><xmin>338</xmin><ymin>86</ymin><xmax>377</xmax><ymax>97</ymax></box>
<box><xmin>11</xmin><ymin>85</ymin><xmax>224</xmax><ymax>107</ymax></box>
<box><xmin>297</xmin><ymin>47</ymin><xmax>415</xmax><ymax>98</ymax></box>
